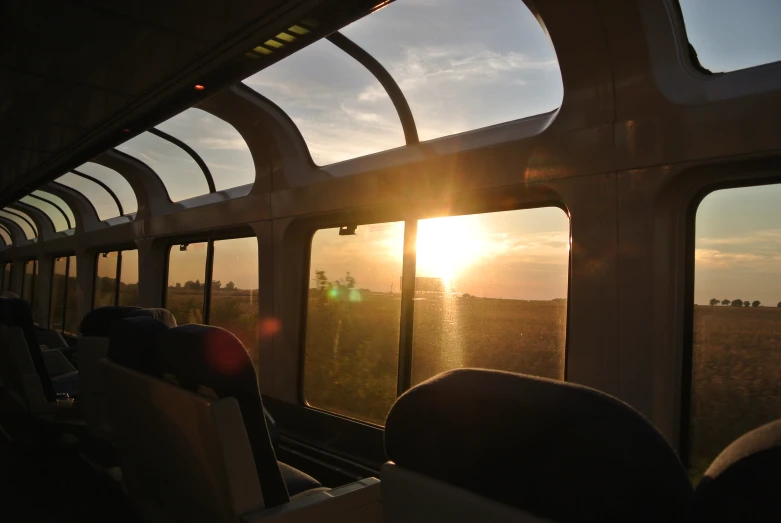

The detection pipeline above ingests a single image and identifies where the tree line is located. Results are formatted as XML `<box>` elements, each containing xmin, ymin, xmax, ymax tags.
<box><xmin>168</xmin><ymin>279</ymin><xmax>239</xmax><ymax>291</ymax></box>
<box><xmin>708</xmin><ymin>298</ymin><xmax>781</xmax><ymax>307</ymax></box>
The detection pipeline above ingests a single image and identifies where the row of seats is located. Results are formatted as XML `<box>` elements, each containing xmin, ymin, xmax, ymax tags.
<box><xmin>2</xmin><ymin>300</ymin><xmax>779</xmax><ymax>522</ymax></box>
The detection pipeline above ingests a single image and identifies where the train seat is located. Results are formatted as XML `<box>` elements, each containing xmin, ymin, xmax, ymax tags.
<box><xmin>102</xmin><ymin>322</ymin><xmax>381</xmax><ymax>523</ymax></box>
<box><xmin>0</xmin><ymin>298</ymin><xmax>72</xmax><ymax>412</ymax></box>
<box><xmin>690</xmin><ymin>418</ymin><xmax>781</xmax><ymax>522</ymax></box>
<box><xmin>382</xmin><ymin>368</ymin><xmax>693</xmax><ymax>523</ymax></box>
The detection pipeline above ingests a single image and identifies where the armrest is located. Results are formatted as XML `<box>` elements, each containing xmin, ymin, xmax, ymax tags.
<box><xmin>242</xmin><ymin>478</ymin><xmax>381</xmax><ymax>523</ymax></box>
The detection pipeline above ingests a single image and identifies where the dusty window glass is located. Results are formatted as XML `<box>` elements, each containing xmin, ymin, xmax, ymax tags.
<box><xmin>304</xmin><ymin>222</ymin><xmax>405</xmax><ymax>425</ymax></box>
<box><xmin>75</xmin><ymin>162</ymin><xmax>138</xmax><ymax>215</ymax></box>
<box><xmin>20</xmin><ymin>196</ymin><xmax>69</xmax><ymax>232</ymax></box>
<box><xmin>33</xmin><ymin>191</ymin><xmax>76</xmax><ymax>229</ymax></box>
<box><xmin>411</xmin><ymin>208</ymin><xmax>569</xmax><ymax>385</ymax></box>
<box><xmin>63</xmin><ymin>256</ymin><xmax>79</xmax><ymax>336</ymax></box>
<box><xmin>119</xmin><ymin>250</ymin><xmax>140</xmax><ymax>307</ymax></box>
<box><xmin>166</xmin><ymin>242</ymin><xmax>208</xmax><ymax>324</ymax></box>
<box><xmin>56</xmin><ymin>173</ymin><xmax>120</xmax><ymax>221</ymax></box>
<box><xmin>22</xmin><ymin>260</ymin><xmax>38</xmax><ymax>322</ymax></box>
<box><xmin>94</xmin><ymin>252</ymin><xmax>119</xmax><ymax>308</ymax></box>
<box><xmin>209</xmin><ymin>237</ymin><xmax>259</xmax><ymax>358</ymax></box>
<box><xmin>690</xmin><ymin>184</ymin><xmax>781</xmax><ymax>481</ymax></box>
<box><xmin>50</xmin><ymin>257</ymin><xmax>68</xmax><ymax>332</ymax></box>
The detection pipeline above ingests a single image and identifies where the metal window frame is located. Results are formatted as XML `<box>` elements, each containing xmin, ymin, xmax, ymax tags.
<box><xmin>0</xmin><ymin>223</ymin><xmax>12</xmax><ymax>246</ymax></box>
<box><xmin>27</xmin><ymin>192</ymin><xmax>72</xmax><ymax>229</ymax></box>
<box><xmin>148</xmin><ymin>128</ymin><xmax>217</xmax><ymax>193</ymax></box>
<box><xmin>71</xmin><ymin>169</ymin><xmax>125</xmax><ymax>216</ymax></box>
<box><xmin>50</xmin><ymin>181</ymin><xmax>101</xmax><ymax>224</ymax></box>
<box><xmin>0</xmin><ymin>208</ymin><xmax>38</xmax><ymax>239</ymax></box>
<box><xmin>13</xmin><ymin>201</ymin><xmax>56</xmax><ymax>234</ymax></box>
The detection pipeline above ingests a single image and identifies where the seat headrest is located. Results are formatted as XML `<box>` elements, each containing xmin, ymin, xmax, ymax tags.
<box><xmin>153</xmin><ymin>324</ymin><xmax>255</xmax><ymax>390</ymax></box>
<box><xmin>691</xmin><ymin>418</ymin><xmax>781</xmax><ymax>522</ymax></box>
<box><xmin>385</xmin><ymin>369</ymin><xmax>692</xmax><ymax>523</ymax></box>
<box><xmin>0</xmin><ymin>297</ymin><xmax>35</xmax><ymax>331</ymax></box>
<box><xmin>80</xmin><ymin>306</ymin><xmax>142</xmax><ymax>336</ymax></box>
<box><xmin>126</xmin><ymin>307</ymin><xmax>177</xmax><ymax>328</ymax></box>
<box><xmin>1</xmin><ymin>291</ymin><xmax>19</xmax><ymax>299</ymax></box>
<box><xmin>108</xmin><ymin>316</ymin><xmax>170</xmax><ymax>373</ymax></box>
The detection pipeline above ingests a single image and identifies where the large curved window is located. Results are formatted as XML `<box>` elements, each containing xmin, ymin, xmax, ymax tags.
<box><xmin>0</xmin><ymin>208</ymin><xmax>37</xmax><ymax>239</ymax></box>
<box><xmin>116</xmin><ymin>132</ymin><xmax>209</xmax><ymax>202</ymax></box>
<box><xmin>679</xmin><ymin>0</ymin><xmax>781</xmax><ymax>73</ymax></box>
<box><xmin>55</xmin><ymin>173</ymin><xmax>120</xmax><ymax>221</ymax></box>
<box><xmin>20</xmin><ymin>196</ymin><xmax>69</xmax><ymax>232</ymax></box>
<box><xmin>74</xmin><ymin>162</ymin><xmax>138</xmax><ymax>215</ymax></box>
<box><xmin>156</xmin><ymin>109</ymin><xmax>256</xmax><ymax>192</ymax></box>
<box><xmin>341</xmin><ymin>0</ymin><xmax>563</xmax><ymax>141</ymax></box>
<box><xmin>245</xmin><ymin>38</ymin><xmax>404</xmax><ymax>166</ymax></box>
<box><xmin>33</xmin><ymin>191</ymin><xmax>76</xmax><ymax>229</ymax></box>
<box><xmin>0</xmin><ymin>226</ymin><xmax>11</xmax><ymax>246</ymax></box>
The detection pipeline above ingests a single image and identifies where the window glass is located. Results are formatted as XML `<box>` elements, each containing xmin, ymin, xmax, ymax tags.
<box><xmin>411</xmin><ymin>208</ymin><xmax>569</xmax><ymax>384</ymax></box>
<box><xmin>63</xmin><ymin>256</ymin><xmax>79</xmax><ymax>335</ymax></box>
<box><xmin>33</xmin><ymin>191</ymin><xmax>76</xmax><ymax>229</ymax></box>
<box><xmin>244</xmin><ymin>39</ymin><xmax>404</xmax><ymax>166</ymax></box>
<box><xmin>20</xmin><ymin>196</ymin><xmax>68</xmax><ymax>232</ymax></box>
<box><xmin>691</xmin><ymin>184</ymin><xmax>781</xmax><ymax>480</ymax></box>
<box><xmin>0</xmin><ymin>209</ymin><xmax>37</xmax><ymax>239</ymax></box>
<box><xmin>24</xmin><ymin>260</ymin><xmax>39</xmax><ymax>324</ymax></box>
<box><xmin>679</xmin><ymin>0</ymin><xmax>781</xmax><ymax>73</ymax></box>
<box><xmin>2</xmin><ymin>262</ymin><xmax>12</xmax><ymax>292</ymax></box>
<box><xmin>75</xmin><ymin>162</ymin><xmax>138</xmax><ymax>215</ymax></box>
<box><xmin>94</xmin><ymin>252</ymin><xmax>119</xmax><ymax>308</ymax></box>
<box><xmin>55</xmin><ymin>172</ymin><xmax>119</xmax><ymax>221</ymax></box>
<box><xmin>117</xmin><ymin>132</ymin><xmax>209</xmax><ymax>202</ymax></box>
<box><xmin>0</xmin><ymin>227</ymin><xmax>11</xmax><ymax>246</ymax></box>
<box><xmin>341</xmin><ymin>0</ymin><xmax>563</xmax><ymax>142</ymax></box>
<box><xmin>156</xmin><ymin>109</ymin><xmax>256</xmax><ymax>192</ymax></box>
<box><xmin>50</xmin><ymin>257</ymin><xmax>68</xmax><ymax>332</ymax></box>
<box><xmin>210</xmin><ymin>237</ymin><xmax>259</xmax><ymax>358</ymax></box>
<box><xmin>166</xmin><ymin>242</ymin><xmax>208</xmax><ymax>324</ymax></box>
<box><xmin>119</xmin><ymin>249</ymin><xmax>140</xmax><ymax>307</ymax></box>
<box><xmin>304</xmin><ymin>222</ymin><xmax>405</xmax><ymax>424</ymax></box>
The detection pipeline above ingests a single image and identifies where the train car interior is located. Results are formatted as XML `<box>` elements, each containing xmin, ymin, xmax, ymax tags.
<box><xmin>1</xmin><ymin>0</ymin><xmax>781</xmax><ymax>521</ymax></box>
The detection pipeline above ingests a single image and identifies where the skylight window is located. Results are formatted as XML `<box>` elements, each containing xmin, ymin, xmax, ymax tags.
<box><xmin>20</xmin><ymin>196</ymin><xmax>69</xmax><ymax>232</ymax></box>
<box><xmin>679</xmin><ymin>0</ymin><xmax>781</xmax><ymax>73</ymax></box>
<box><xmin>55</xmin><ymin>173</ymin><xmax>120</xmax><ymax>222</ymax></box>
<box><xmin>33</xmin><ymin>191</ymin><xmax>76</xmax><ymax>229</ymax></box>
<box><xmin>155</xmin><ymin>108</ymin><xmax>256</xmax><ymax>192</ymax></box>
<box><xmin>74</xmin><ymin>162</ymin><xmax>137</xmax><ymax>215</ymax></box>
<box><xmin>244</xmin><ymin>38</ymin><xmax>404</xmax><ymax>166</ymax></box>
<box><xmin>116</xmin><ymin>132</ymin><xmax>209</xmax><ymax>202</ymax></box>
<box><xmin>0</xmin><ymin>209</ymin><xmax>37</xmax><ymax>240</ymax></box>
<box><xmin>0</xmin><ymin>226</ymin><xmax>11</xmax><ymax>246</ymax></box>
<box><xmin>341</xmin><ymin>0</ymin><xmax>563</xmax><ymax>141</ymax></box>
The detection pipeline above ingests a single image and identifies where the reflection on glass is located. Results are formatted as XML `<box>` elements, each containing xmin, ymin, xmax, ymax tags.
<box><xmin>0</xmin><ymin>209</ymin><xmax>37</xmax><ymax>239</ymax></box>
<box><xmin>33</xmin><ymin>191</ymin><xmax>76</xmax><ymax>229</ymax></box>
<box><xmin>20</xmin><ymin>196</ymin><xmax>68</xmax><ymax>232</ymax></box>
<box><xmin>209</xmin><ymin>237</ymin><xmax>259</xmax><ymax>357</ymax></box>
<box><xmin>75</xmin><ymin>162</ymin><xmax>138</xmax><ymax>215</ymax></box>
<box><xmin>94</xmin><ymin>252</ymin><xmax>119</xmax><ymax>308</ymax></box>
<box><xmin>64</xmin><ymin>256</ymin><xmax>79</xmax><ymax>335</ymax></box>
<box><xmin>50</xmin><ymin>257</ymin><xmax>68</xmax><ymax>332</ymax></box>
<box><xmin>244</xmin><ymin>39</ymin><xmax>404</xmax><ymax>166</ymax></box>
<box><xmin>56</xmin><ymin>172</ymin><xmax>120</xmax><ymax>221</ymax></box>
<box><xmin>0</xmin><ymin>227</ymin><xmax>11</xmax><ymax>246</ymax></box>
<box><xmin>679</xmin><ymin>0</ymin><xmax>781</xmax><ymax>73</ymax></box>
<box><xmin>156</xmin><ymin>109</ymin><xmax>256</xmax><ymax>192</ymax></box>
<box><xmin>166</xmin><ymin>243</ymin><xmax>208</xmax><ymax>324</ymax></box>
<box><xmin>2</xmin><ymin>262</ymin><xmax>12</xmax><ymax>292</ymax></box>
<box><xmin>119</xmin><ymin>250</ymin><xmax>140</xmax><ymax>307</ymax></box>
<box><xmin>411</xmin><ymin>208</ymin><xmax>569</xmax><ymax>385</ymax></box>
<box><xmin>304</xmin><ymin>222</ymin><xmax>404</xmax><ymax>424</ymax></box>
<box><xmin>341</xmin><ymin>0</ymin><xmax>562</xmax><ymax>141</ymax></box>
<box><xmin>691</xmin><ymin>184</ymin><xmax>781</xmax><ymax>482</ymax></box>
<box><xmin>117</xmin><ymin>132</ymin><xmax>209</xmax><ymax>202</ymax></box>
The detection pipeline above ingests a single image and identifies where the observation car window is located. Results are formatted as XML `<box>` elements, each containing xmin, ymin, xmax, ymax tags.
<box><xmin>244</xmin><ymin>39</ymin><xmax>404</xmax><ymax>166</ymax></box>
<box><xmin>690</xmin><ymin>183</ymin><xmax>781</xmax><ymax>480</ymax></box>
<box><xmin>209</xmin><ymin>237</ymin><xmax>259</xmax><ymax>357</ymax></box>
<box><xmin>155</xmin><ymin>109</ymin><xmax>256</xmax><ymax>192</ymax></box>
<box><xmin>166</xmin><ymin>242</ymin><xmax>208</xmax><ymax>324</ymax></box>
<box><xmin>22</xmin><ymin>259</ymin><xmax>38</xmax><ymax>323</ymax></box>
<box><xmin>678</xmin><ymin>0</ymin><xmax>781</xmax><ymax>73</ymax></box>
<box><xmin>20</xmin><ymin>196</ymin><xmax>68</xmax><ymax>232</ymax></box>
<box><xmin>1</xmin><ymin>262</ymin><xmax>11</xmax><ymax>291</ymax></box>
<box><xmin>117</xmin><ymin>132</ymin><xmax>209</xmax><ymax>202</ymax></box>
<box><xmin>55</xmin><ymin>173</ymin><xmax>120</xmax><ymax>221</ymax></box>
<box><xmin>50</xmin><ymin>255</ymin><xmax>78</xmax><ymax>335</ymax></box>
<box><xmin>75</xmin><ymin>162</ymin><xmax>138</xmax><ymax>215</ymax></box>
<box><xmin>118</xmin><ymin>250</ymin><xmax>139</xmax><ymax>306</ymax></box>
<box><xmin>0</xmin><ymin>209</ymin><xmax>37</xmax><ymax>240</ymax></box>
<box><xmin>411</xmin><ymin>208</ymin><xmax>569</xmax><ymax>385</ymax></box>
<box><xmin>94</xmin><ymin>252</ymin><xmax>118</xmax><ymax>308</ymax></box>
<box><xmin>340</xmin><ymin>0</ymin><xmax>563</xmax><ymax>142</ymax></box>
<box><xmin>33</xmin><ymin>191</ymin><xmax>76</xmax><ymax>229</ymax></box>
<box><xmin>304</xmin><ymin>222</ymin><xmax>405</xmax><ymax>425</ymax></box>
<box><xmin>0</xmin><ymin>227</ymin><xmax>11</xmax><ymax>246</ymax></box>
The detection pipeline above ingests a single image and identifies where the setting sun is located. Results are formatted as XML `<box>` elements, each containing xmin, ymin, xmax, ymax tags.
<box><xmin>416</xmin><ymin>216</ymin><xmax>487</xmax><ymax>288</ymax></box>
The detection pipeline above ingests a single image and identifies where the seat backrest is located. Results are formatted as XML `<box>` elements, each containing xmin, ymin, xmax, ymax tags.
<box><xmin>79</xmin><ymin>305</ymin><xmax>141</xmax><ymax>337</ymax></box>
<box><xmin>0</xmin><ymin>323</ymin><xmax>51</xmax><ymax>412</ymax></box>
<box><xmin>383</xmin><ymin>369</ymin><xmax>693</xmax><ymax>523</ymax></box>
<box><xmin>153</xmin><ymin>324</ymin><xmax>289</xmax><ymax>508</ymax></box>
<box><xmin>126</xmin><ymin>307</ymin><xmax>177</xmax><ymax>327</ymax></box>
<box><xmin>108</xmin><ymin>316</ymin><xmax>171</xmax><ymax>373</ymax></box>
<box><xmin>102</xmin><ymin>359</ymin><xmax>265</xmax><ymax>523</ymax></box>
<box><xmin>690</xmin><ymin>418</ymin><xmax>781</xmax><ymax>523</ymax></box>
<box><xmin>0</xmin><ymin>298</ymin><xmax>55</xmax><ymax>402</ymax></box>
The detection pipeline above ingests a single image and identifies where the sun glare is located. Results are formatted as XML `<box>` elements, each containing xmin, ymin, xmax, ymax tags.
<box><xmin>416</xmin><ymin>216</ymin><xmax>486</xmax><ymax>289</ymax></box>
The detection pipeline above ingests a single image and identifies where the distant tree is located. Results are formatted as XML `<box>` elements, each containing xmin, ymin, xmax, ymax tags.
<box><xmin>344</xmin><ymin>272</ymin><xmax>356</xmax><ymax>289</ymax></box>
<box><xmin>225</xmin><ymin>281</ymin><xmax>236</xmax><ymax>291</ymax></box>
<box><xmin>314</xmin><ymin>271</ymin><xmax>329</xmax><ymax>292</ymax></box>
<box><xmin>212</xmin><ymin>280</ymin><xmax>222</xmax><ymax>291</ymax></box>
<box><xmin>731</xmin><ymin>299</ymin><xmax>743</xmax><ymax>307</ymax></box>
<box><xmin>175</xmin><ymin>282</ymin><xmax>182</xmax><ymax>289</ymax></box>
<box><xmin>184</xmin><ymin>280</ymin><xmax>195</xmax><ymax>290</ymax></box>
<box><xmin>721</xmin><ymin>299</ymin><xmax>730</xmax><ymax>306</ymax></box>
<box><xmin>778</xmin><ymin>302</ymin><xmax>781</xmax><ymax>307</ymax></box>
<box><xmin>195</xmin><ymin>279</ymin><xmax>202</xmax><ymax>291</ymax></box>
<box><xmin>709</xmin><ymin>298</ymin><xmax>719</xmax><ymax>306</ymax></box>
<box><xmin>752</xmin><ymin>300</ymin><xmax>761</xmax><ymax>307</ymax></box>
<box><xmin>744</xmin><ymin>300</ymin><xmax>751</xmax><ymax>307</ymax></box>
